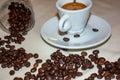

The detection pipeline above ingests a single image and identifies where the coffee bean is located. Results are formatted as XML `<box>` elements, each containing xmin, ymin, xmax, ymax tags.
<box><xmin>90</xmin><ymin>73</ymin><xmax>97</xmax><ymax>78</ymax></box>
<box><xmin>46</xmin><ymin>75</ymin><xmax>52</xmax><ymax>80</ymax></box>
<box><xmin>33</xmin><ymin>63</ymin><xmax>39</xmax><ymax>68</ymax></box>
<box><xmin>36</xmin><ymin>59</ymin><xmax>42</xmax><ymax>63</ymax></box>
<box><xmin>24</xmin><ymin>76</ymin><xmax>30</xmax><ymax>80</ymax></box>
<box><xmin>24</xmin><ymin>61</ymin><xmax>31</xmax><ymax>67</ymax></box>
<box><xmin>9</xmin><ymin>70</ymin><xmax>15</xmax><ymax>75</ymax></box>
<box><xmin>13</xmin><ymin>77</ymin><xmax>22</xmax><ymax>80</ymax></box>
<box><xmin>92</xmin><ymin>28</ymin><xmax>99</xmax><ymax>32</ymax></box>
<box><xmin>81</xmin><ymin>51</ymin><xmax>87</xmax><ymax>56</ymax></box>
<box><xmin>25</xmin><ymin>72</ymin><xmax>31</xmax><ymax>76</ymax></box>
<box><xmin>97</xmin><ymin>74</ymin><xmax>103</xmax><ymax>79</ymax></box>
<box><xmin>98</xmin><ymin>57</ymin><xmax>106</xmax><ymax>65</ymax></box>
<box><xmin>93</xmin><ymin>50</ymin><xmax>99</xmax><ymax>55</ymax></box>
<box><xmin>31</xmin><ymin>67</ymin><xmax>37</xmax><ymax>73</ymax></box>
<box><xmin>105</xmin><ymin>63</ymin><xmax>113</xmax><ymax>70</ymax></box>
<box><xmin>116</xmin><ymin>75</ymin><xmax>120</xmax><ymax>80</ymax></box>
<box><xmin>63</xmin><ymin>37</ymin><xmax>70</xmax><ymax>42</ymax></box>
<box><xmin>34</xmin><ymin>53</ymin><xmax>39</xmax><ymax>58</ymax></box>
<box><xmin>76</xmin><ymin>72</ymin><xmax>83</xmax><ymax>76</ymax></box>
<box><xmin>118</xmin><ymin>58</ymin><xmax>120</xmax><ymax>63</ymax></box>
<box><xmin>28</xmin><ymin>53</ymin><xmax>34</xmax><ymax>58</ymax></box>
<box><xmin>74</xmin><ymin>34</ymin><xmax>80</xmax><ymax>38</ymax></box>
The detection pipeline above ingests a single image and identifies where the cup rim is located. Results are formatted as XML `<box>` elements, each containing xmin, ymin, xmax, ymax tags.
<box><xmin>56</xmin><ymin>0</ymin><xmax>92</xmax><ymax>13</ymax></box>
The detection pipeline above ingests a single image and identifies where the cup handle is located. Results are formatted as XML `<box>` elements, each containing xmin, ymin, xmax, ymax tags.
<box><xmin>59</xmin><ymin>15</ymin><xmax>71</xmax><ymax>32</ymax></box>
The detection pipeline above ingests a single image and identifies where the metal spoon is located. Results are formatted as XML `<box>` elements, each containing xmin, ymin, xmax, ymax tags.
<box><xmin>73</xmin><ymin>0</ymin><xmax>76</xmax><ymax>3</ymax></box>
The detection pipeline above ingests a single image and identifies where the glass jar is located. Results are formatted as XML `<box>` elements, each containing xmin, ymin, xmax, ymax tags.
<box><xmin>0</xmin><ymin>0</ymin><xmax>35</xmax><ymax>33</ymax></box>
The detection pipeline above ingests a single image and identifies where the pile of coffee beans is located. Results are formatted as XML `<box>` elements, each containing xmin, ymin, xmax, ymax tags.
<box><xmin>12</xmin><ymin>50</ymin><xmax>119</xmax><ymax>80</ymax></box>
<box><xmin>4</xmin><ymin>1</ymin><xmax>32</xmax><ymax>44</ymax></box>
<box><xmin>8</xmin><ymin>2</ymin><xmax>31</xmax><ymax>34</ymax></box>
<box><xmin>0</xmin><ymin>44</ymin><xmax>40</xmax><ymax>75</ymax></box>
<box><xmin>85</xmin><ymin>50</ymin><xmax>120</xmax><ymax>80</ymax></box>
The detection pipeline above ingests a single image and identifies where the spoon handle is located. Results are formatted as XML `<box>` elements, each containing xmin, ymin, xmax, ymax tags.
<box><xmin>73</xmin><ymin>0</ymin><xmax>76</xmax><ymax>3</ymax></box>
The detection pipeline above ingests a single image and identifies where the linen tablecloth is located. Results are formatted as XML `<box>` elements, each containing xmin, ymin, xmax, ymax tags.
<box><xmin>0</xmin><ymin>0</ymin><xmax>120</xmax><ymax>80</ymax></box>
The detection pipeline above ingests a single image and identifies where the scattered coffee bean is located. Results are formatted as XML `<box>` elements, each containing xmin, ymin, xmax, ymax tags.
<box><xmin>25</xmin><ymin>72</ymin><xmax>31</xmax><ymax>76</ymax></box>
<box><xmin>63</xmin><ymin>37</ymin><xmax>70</xmax><ymax>42</ymax></box>
<box><xmin>13</xmin><ymin>77</ymin><xmax>23</xmax><ymax>80</ymax></box>
<box><xmin>93</xmin><ymin>49</ymin><xmax>99</xmax><ymax>55</ymax></box>
<box><xmin>98</xmin><ymin>57</ymin><xmax>106</xmax><ymax>65</ymax></box>
<box><xmin>74</xmin><ymin>34</ymin><xmax>80</xmax><ymax>38</ymax></box>
<box><xmin>81</xmin><ymin>51</ymin><xmax>87</xmax><ymax>56</ymax></box>
<box><xmin>90</xmin><ymin>73</ymin><xmax>97</xmax><ymax>78</ymax></box>
<box><xmin>92</xmin><ymin>28</ymin><xmax>99</xmax><ymax>32</ymax></box>
<box><xmin>97</xmin><ymin>74</ymin><xmax>103</xmax><ymax>79</ymax></box>
<box><xmin>9</xmin><ymin>70</ymin><xmax>15</xmax><ymax>75</ymax></box>
<box><xmin>59</xmin><ymin>31</ymin><xmax>67</xmax><ymax>35</ymax></box>
<box><xmin>34</xmin><ymin>53</ymin><xmax>39</xmax><ymax>58</ymax></box>
<box><xmin>116</xmin><ymin>75</ymin><xmax>120</xmax><ymax>80</ymax></box>
<box><xmin>30</xmin><ymin>67</ymin><xmax>37</xmax><ymax>73</ymax></box>
<box><xmin>33</xmin><ymin>63</ymin><xmax>39</xmax><ymax>68</ymax></box>
<box><xmin>28</xmin><ymin>53</ymin><xmax>34</xmax><ymax>58</ymax></box>
<box><xmin>24</xmin><ymin>61</ymin><xmax>31</xmax><ymax>67</ymax></box>
<box><xmin>36</xmin><ymin>59</ymin><xmax>42</xmax><ymax>63</ymax></box>
<box><xmin>76</xmin><ymin>72</ymin><xmax>83</xmax><ymax>76</ymax></box>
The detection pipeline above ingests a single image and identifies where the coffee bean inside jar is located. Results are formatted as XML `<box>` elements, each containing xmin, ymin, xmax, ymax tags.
<box><xmin>8</xmin><ymin>2</ymin><xmax>31</xmax><ymax>33</ymax></box>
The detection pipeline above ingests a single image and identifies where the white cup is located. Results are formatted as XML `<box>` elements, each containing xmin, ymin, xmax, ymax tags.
<box><xmin>56</xmin><ymin>0</ymin><xmax>92</xmax><ymax>34</ymax></box>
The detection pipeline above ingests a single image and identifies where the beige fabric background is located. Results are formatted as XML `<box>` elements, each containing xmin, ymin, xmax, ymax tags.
<box><xmin>0</xmin><ymin>0</ymin><xmax>120</xmax><ymax>80</ymax></box>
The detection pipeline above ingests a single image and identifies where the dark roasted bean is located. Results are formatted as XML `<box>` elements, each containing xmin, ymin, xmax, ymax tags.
<box><xmin>63</xmin><ymin>37</ymin><xmax>70</xmax><ymax>42</ymax></box>
<box><xmin>98</xmin><ymin>57</ymin><xmax>106</xmax><ymax>65</ymax></box>
<box><xmin>105</xmin><ymin>63</ymin><xmax>113</xmax><ymax>70</ymax></box>
<box><xmin>90</xmin><ymin>73</ymin><xmax>97</xmax><ymax>78</ymax></box>
<box><xmin>97</xmin><ymin>74</ymin><xmax>103</xmax><ymax>79</ymax></box>
<box><xmin>24</xmin><ymin>76</ymin><xmax>30</xmax><ymax>80</ymax></box>
<box><xmin>76</xmin><ymin>72</ymin><xmax>83</xmax><ymax>76</ymax></box>
<box><xmin>74</xmin><ymin>34</ymin><xmax>80</xmax><ymax>38</ymax></box>
<box><xmin>81</xmin><ymin>51</ymin><xmax>87</xmax><ymax>56</ymax></box>
<box><xmin>25</xmin><ymin>72</ymin><xmax>31</xmax><ymax>76</ymax></box>
<box><xmin>33</xmin><ymin>63</ymin><xmax>39</xmax><ymax>68</ymax></box>
<box><xmin>46</xmin><ymin>75</ymin><xmax>52</xmax><ymax>80</ymax></box>
<box><xmin>31</xmin><ymin>67</ymin><xmax>37</xmax><ymax>73</ymax></box>
<box><xmin>36</xmin><ymin>59</ymin><xmax>42</xmax><ymax>63</ymax></box>
<box><xmin>9</xmin><ymin>70</ymin><xmax>15</xmax><ymax>75</ymax></box>
<box><xmin>24</xmin><ymin>61</ymin><xmax>31</xmax><ymax>67</ymax></box>
<box><xmin>93</xmin><ymin>50</ymin><xmax>99</xmax><ymax>55</ymax></box>
<box><xmin>34</xmin><ymin>53</ymin><xmax>39</xmax><ymax>58</ymax></box>
<box><xmin>116</xmin><ymin>75</ymin><xmax>120</xmax><ymax>80</ymax></box>
<box><xmin>92</xmin><ymin>28</ymin><xmax>99</xmax><ymax>32</ymax></box>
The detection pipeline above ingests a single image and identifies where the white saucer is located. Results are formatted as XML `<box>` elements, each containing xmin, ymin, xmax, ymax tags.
<box><xmin>40</xmin><ymin>15</ymin><xmax>112</xmax><ymax>49</ymax></box>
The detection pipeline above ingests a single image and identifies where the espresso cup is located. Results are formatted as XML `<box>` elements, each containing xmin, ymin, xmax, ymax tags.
<box><xmin>56</xmin><ymin>0</ymin><xmax>92</xmax><ymax>34</ymax></box>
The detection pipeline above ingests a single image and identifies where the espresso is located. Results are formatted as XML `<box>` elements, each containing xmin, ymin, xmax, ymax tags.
<box><xmin>62</xmin><ymin>2</ymin><xmax>87</xmax><ymax>10</ymax></box>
